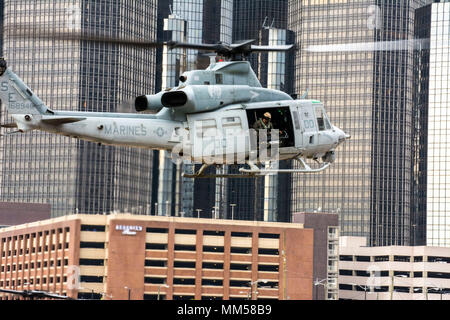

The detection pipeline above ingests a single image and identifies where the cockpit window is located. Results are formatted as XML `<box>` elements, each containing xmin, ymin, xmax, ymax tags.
<box><xmin>315</xmin><ymin>106</ymin><xmax>331</xmax><ymax>131</ymax></box>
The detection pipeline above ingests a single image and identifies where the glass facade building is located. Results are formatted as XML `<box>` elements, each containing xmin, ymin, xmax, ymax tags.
<box><xmin>0</xmin><ymin>0</ymin><xmax>3</xmax><ymax>56</ymax></box>
<box><xmin>153</xmin><ymin>0</ymin><xmax>294</xmax><ymax>222</ymax></box>
<box><xmin>203</xmin><ymin>0</ymin><xmax>293</xmax><ymax>223</ymax></box>
<box><xmin>0</xmin><ymin>1</ymin><xmax>157</xmax><ymax>217</ymax></box>
<box><xmin>289</xmin><ymin>0</ymin><xmax>432</xmax><ymax>246</ymax></box>
<box><xmin>153</xmin><ymin>0</ymin><xmax>234</xmax><ymax>218</ymax></box>
<box><xmin>416</xmin><ymin>2</ymin><xmax>450</xmax><ymax>247</ymax></box>
<box><xmin>233</xmin><ymin>0</ymin><xmax>290</xmax><ymax>89</ymax></box>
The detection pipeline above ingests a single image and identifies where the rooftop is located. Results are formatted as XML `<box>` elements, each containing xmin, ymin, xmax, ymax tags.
<box><xmin>0</xmin><ymin>213</ymin><xmax>305</xmax><ymax>234</ymax></box>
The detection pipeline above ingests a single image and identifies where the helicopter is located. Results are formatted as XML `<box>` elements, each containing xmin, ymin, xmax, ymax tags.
<box><xmin>0</xmin><ymin>30</ymin><xmax>350</xmax><ymax>179</ymax></box>
<box><xmin>0</xmin><ymin>287</ymin><xmax>73</xmax><ymax>300</ymax></box>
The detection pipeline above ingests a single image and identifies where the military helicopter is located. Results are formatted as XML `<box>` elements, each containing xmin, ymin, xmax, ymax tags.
<box><xmin>0</xmin><ymin>30</ymin><xmax>350</xmax><ymax>178</ymax></box>
<box><xmin>0</xmin><ymin>287</ymin><xmax>73</xmax><ymax>300</ymax></box>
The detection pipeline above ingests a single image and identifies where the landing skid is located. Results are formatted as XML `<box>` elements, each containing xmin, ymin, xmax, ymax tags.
<box><xmin>182</xmin><ymin>164</ymin><xmax>258</xmax><ymax>179</ymax></box>
<box><xmin>239</xmin><ymin>157</ymin><xmax>330</xmax><ymax>175</ymax></box>
<box><xmin>182</xmin><ymin>157</ymin><xmax>330</xmax><ymax>179</ymax></box>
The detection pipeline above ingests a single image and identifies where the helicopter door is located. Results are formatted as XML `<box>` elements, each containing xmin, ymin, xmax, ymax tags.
<box><xmin>188</xmin><ymin>117</ymin><xmax>220</xmax><ymax>163</ymax></box>
<box><xmin>221</xmin><ymin>110</ymin><xmax>248</xmax><ymax>164</ymax></box>
<box><xmin>188</xmin><ymin>110</ymin><xmax>248</xmax><ymax>164</ymax></box>
<box><xmin>298</xmin><ymin>102</ymin><xmax>318</xmax><ymax>147</ymax></box>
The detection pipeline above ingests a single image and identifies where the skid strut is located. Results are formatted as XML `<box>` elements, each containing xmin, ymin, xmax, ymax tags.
<box><xmin>182</xmin><ymin>157</ymin><xmax>330</xmax><ymax>179</ymax></box>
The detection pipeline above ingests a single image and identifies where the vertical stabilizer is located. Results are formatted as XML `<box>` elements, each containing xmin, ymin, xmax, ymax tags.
<box><xmin>0</xmin><ymin>58</ymin><xmax>52</xmax><ymax>115</ymax></box>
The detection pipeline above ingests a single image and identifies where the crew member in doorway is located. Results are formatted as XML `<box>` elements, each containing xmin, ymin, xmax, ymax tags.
<box><xmin>253</xmin><ymin>112</ymin><xmax>275</xmax><ymax>151</ymax></box>
<box><xmin>253</xmin><ymin>112</ymin><xmax>274</xmax><ymax>130</ymax></box>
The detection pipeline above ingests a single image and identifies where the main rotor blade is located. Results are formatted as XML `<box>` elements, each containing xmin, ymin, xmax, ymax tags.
<box><xmin>6</xmin><ymin>24</ymin><xmax>233</xmax><ymax>52</ymax></box>
<box><xmin>166</xmin><ymin>41</ymin><xmax>230</xmax><ymax>53</ymax></box>
<box><xmin>0</xmin><ymin>288</ymin><xmax>24</xmax><ymax>295</ymax></box>
<box><xmin>250</xmin><ymin>44</ymin><xmax>295</xmax><ymax>53</ymax></box>
<box><xmin>230</xmin><ymin>39</ymin><xmax>256</xmax><ymax>48</ymax></box>
<box><xmin>0</xmin><ymin>288</ymin><xmax>72</xmax><ymax>299</ymax></box>
<box><xmin>31</xmin><ymin>290</ymin><xmax>73</xmax><ymax>300</ymax></box>
<box><xmin>5</xmin><ymin>24</ymin><xmax>164</xmax><ymax>48</ymax></box>
<box><xmin>4</xmin><ymin>23</ymin><xmax>298</xmax><ymax>58</ymax></box>
<box><xmin>304</xmin><ymin>39</ymin><xmax>430</xmax><ymax>52</ymax></box>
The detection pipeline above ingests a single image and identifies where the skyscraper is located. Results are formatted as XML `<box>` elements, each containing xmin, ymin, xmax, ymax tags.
<box><xmin>152</xmin><ymin>0</ymin><xmax>294</xmax><ymax>223</ymax></box>
<box><xmin>0</xmin><ymin>0</ymin><xmax>3</xmax><ymax>56</ymax></box>
<box><xmin>217</xmin><ymin>0</ymin><xmax>294</xmax><ymax>223</ymax></box>
<box><xmin>0</xmin><ymin>0</ymin><xmax>158</xmax><ymax>217</ymax></box>
<box><xmin>233</xmin><ymin>0</ymin><xmax>290</xmax><ymax>89</ymax></box>
<box><xmin>289</xmin><ymin>0</ymin><xmax>432</xmax><ymax>246</ymax></box>
<box><xmin>153</xmin><ymin>0</ymin><xmax>234</xmax><ymax>218</ymax></box>
<box><xmin>414</xmin><ymin>1</ymin><xmax>450</xmax><ymax>247</ymax></box>
<box><xmin>0</xmin><ymin>0</ymin><xmax>3</xmax><ymax>126</ymax></box>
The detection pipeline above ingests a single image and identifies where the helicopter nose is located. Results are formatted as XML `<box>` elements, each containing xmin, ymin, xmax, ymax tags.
<box><xmin>345</xmin><ymin>133</ymin><xmax>351</xmax><ymax>140</ymax></box>
<box><xmin>335</xmin><ymin>127</ymin><xmax>351</xmax><ymax>145</ymax></box>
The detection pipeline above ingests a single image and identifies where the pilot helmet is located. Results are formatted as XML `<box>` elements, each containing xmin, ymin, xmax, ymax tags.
<box><xmin>263</xmin><ymin>112</ymin><xmax>272</xmax><ymax>120</ymax></box>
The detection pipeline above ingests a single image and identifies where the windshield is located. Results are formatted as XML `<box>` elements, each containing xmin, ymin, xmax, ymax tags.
<box><xmin>315</xmin><ymin>106</ymin><xmax>331</xmax><ymax>131</ymax></box>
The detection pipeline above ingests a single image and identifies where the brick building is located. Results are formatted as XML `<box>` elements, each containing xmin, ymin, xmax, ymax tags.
<box><xmin>0</xmin><ymin>202</ymin><xmax>51</xmax><ymax>228</ymax></box>
<box><xmin>0</xmin><ymin>214</ymin><xmax>314</xmax><ymax>300</ymax></box>
<box><xmin>293</xmin><ymin>212</ymin><xmax>339</xmax><ymax>300</ymax></box>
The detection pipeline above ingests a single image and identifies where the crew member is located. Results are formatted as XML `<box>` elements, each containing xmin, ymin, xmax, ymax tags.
<box><xmin>253</xmin><ymin>112</ymin><xmax>274</xmax><ymax>130</ymax></box>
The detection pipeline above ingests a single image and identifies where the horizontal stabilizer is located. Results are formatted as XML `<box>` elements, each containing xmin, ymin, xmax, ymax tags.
<box><xmin>1</xmin><ymin>122</ymin><xmax>18</xmax><ymax>128</ymax></box>
<box><xmin>41</xmin><ymin>116</ymin><xmax>86</xmax><ymax>125</ymax></box>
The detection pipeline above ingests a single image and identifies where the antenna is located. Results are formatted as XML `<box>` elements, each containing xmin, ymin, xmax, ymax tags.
<box><xmin>262</xmin><ymin>16</ymin><xmax>269</xmax><ymax>29</ymax></box>
<box><xmin>301</xmin><ymin>89</ymin><xmax>309</xmax><ymax>99</ymax></box>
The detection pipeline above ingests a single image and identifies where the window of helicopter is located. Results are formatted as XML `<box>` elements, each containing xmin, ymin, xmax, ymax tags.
<box><xmin>325</xmin><ymin>117</ymin><xmax>332</xmax><ymax>130</ymax></box>
<box><xmin>223</xmin><ymin>117</ymin><xmax>239</xmax><ymax>124</ymax></box>
<box><xmin>222</xmin><ymin>117</ymin><xmax>242</xmax><ymax>135</ymax></box>
<box><xmin>320</xmin><ymin>110</ymin><xmax>332</xmax><ymax>130</ymax></box>
<box><xmin>292</xmin><ymin>111</ymin><xmax>301</xmax><ymax>130</ymax></box>
<box><xmin>315</xmin><ymin>106</ymin><xmax>327</xmax><ymax>131</ymax></box>
<box><xmin>215</xmin><ymin>73</ymin><xmax>223</xmax><ymax>84</ymax></box>
<box><xmin>195</xmin><ymin>119</ymin><xmax>218</xmax><ymax>138</ymax></box>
